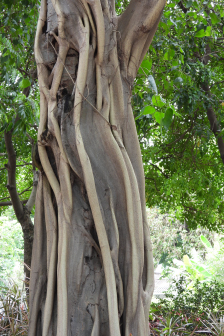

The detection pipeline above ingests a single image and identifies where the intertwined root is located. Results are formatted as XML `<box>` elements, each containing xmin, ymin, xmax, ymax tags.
<box><xmin>29</xmin><ymin>0</ymin><xmax>165</xmax><ymax>335</ymax></box>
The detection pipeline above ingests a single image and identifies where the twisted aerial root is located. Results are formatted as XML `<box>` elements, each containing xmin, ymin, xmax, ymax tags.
<box><xmin>28</xmin><ymin>176</ymin><xmax>45</xmax><ymax>336</ymax></box>
<box><xmin>35</xmin><ymin>0</ymin><xmax>61</xmax><ymax>200</ymax></box>
<box><xmin>48</xmin><ymin>2</ymin><xmax>74</xmax><ymax>334</ymax></box>
<box><xmin>108</xmin><ymin>189</ymin><xmax>124</xmax><ymax>317</ymax></box>
<box><xmin>42</xmin><ymin>177</ymin><xmax>58</xmax><ymax>336</ymax></box>
<box><xmin>91</xmin><ymin>305</ymin><xmax>100</xmax><ymax>336</ymax></box>
<box><xmin>73</xmin><ymin>14</ymin><xmax>121</xmax><ymax>336</ymax></box>
<box><xmin>109</xmin><ymin>81</ymin><xmax>145</xmax><ymax>334</ymax></box>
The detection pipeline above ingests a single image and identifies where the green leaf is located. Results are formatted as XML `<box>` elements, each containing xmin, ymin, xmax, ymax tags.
<box><xmin>205</xmin><ymin>26</ymin><xmax>212</xmax><ymax>36</ymax></box>
<box><xmin>152</xmin><ymin>95</ymin><xmax>166</xmax><ymax>108</ymax></box>
<box><xmin>164</xmin><ymin>49</ymin><xmax>175</xmax><ymax>61</ymax></box>
<box><xmin>143</xmin><ymin>106</ymin><xmax>156</xmax><ymax>115</ymax></box>
<box><xmin>19</xmin><ymin>78</ymin><xmax>31</xmax><ymax>89</ymax></box>
<box><xmin>154</xmin><ymin>112</ymin><xmax>165</xmax><ymax>124</ymax></box>
<box><xmin>186</xmin><ymin>0</ymin><xmax>193</xmax><ymax>8</ymax></box>
<box><xmin>183</xmin><ymin>255</ymin><xmax>191</xmax><ymax>266</ymax></box>
<box><xmin>210</xmin><ymin>12</ymin><xmax>219</xmax><ymax>25</ymax></box>
<box><xmin>135</xmin><ymin>106</ymin><xmax>155</xmax><ymax>120</ymax></box>
<box><xmin>1</xmin><ymin>55</ymin><xmax>9</xmax><ymax>64</ymax></box>
<box><xmin>195</xmin><ymin>29</ymin><xmax>205</xmax><ymax>37</ymax></box>
<box><xmin>162</xmin><ymin>108</ymin><xmax>173</xmax><ymax>130</ymax></box>
<box><xmin>174</xmin><ymin>77</ymin><xmax>183</xmax><ymax>84</ymax></box>
<box><xmin>200</xmin><ymin>235</ymin><xmax>212</xmax><ymax>249</ymax></box>
<box><xmin>140</xmin><ymin>59</ymin><xmax>152</xmax><ymax>75</ymax></box>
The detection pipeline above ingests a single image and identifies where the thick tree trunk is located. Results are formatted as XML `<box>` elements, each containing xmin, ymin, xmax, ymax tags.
<box><xmin>29</xmin><ymin>0</ymin><xmax>165</xmax><ymax>335</ymax></box>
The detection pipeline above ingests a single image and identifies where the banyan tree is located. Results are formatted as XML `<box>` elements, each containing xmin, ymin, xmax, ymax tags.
<box><xmin>29</xmin><ymin>0</ymin><xmax>165</xmax><ymax>334</ymax></box>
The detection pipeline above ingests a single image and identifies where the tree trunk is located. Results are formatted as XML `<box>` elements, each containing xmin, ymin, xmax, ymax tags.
<box><xmin>20</xmin><ymin>210</ymin><xmax>34</xmax><ymax>280</ymax></box>
<box><xmin>4</xmin><ymin>131</ymin><xmax>39</xmax><ymax>283</ymax></box>
<box><xmin>29</xmin><ymin>0</ymin><xmax>165</xmax><ymax>335</ymax></box>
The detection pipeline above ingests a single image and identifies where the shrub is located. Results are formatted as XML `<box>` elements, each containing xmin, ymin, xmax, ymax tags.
<box><xmin>152</xmin><ymin>276</ymin><xmax>224</xmax><ymax>315</ymax></box>
<box><xmin>0</xmin><ymin>279</ymin><xmax>28</xmax><ymax>335</ymax></box>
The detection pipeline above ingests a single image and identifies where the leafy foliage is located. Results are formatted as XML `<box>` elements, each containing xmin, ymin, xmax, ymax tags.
<box><xmin>134</xmin><ymin>0</ymin><xmax>224</xmax><ymax>230</ymax></box>
<box><xmin>153</xmin><ymin>276</ymin><xmax>224</xmax><ymax>315</ymax></box>
<box><xmin>167</xmin><ymin>234</ymin><xmax>224</xmax><ymax>284</ymax></box>
<box><xmin>0</xmin><ymin>0</ymin><xmax>39</xmax><ymax>213</ymax></box>
<box><xmin>0</xmin><ymin>209</ymin><xmax>24</xmax><ymax>285</ymax></box>
<box><xmin>150</xmin><ymin>276</ymin><xmax>224</xmax><ymax>335</ymax></box>
<box><xmin>148</xmin><ymin>208</ymin><xmax>214</xmax><ymax>268</ymax></box>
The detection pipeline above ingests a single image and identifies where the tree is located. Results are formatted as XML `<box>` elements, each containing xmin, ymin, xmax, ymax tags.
<box><xmin>133</xmin><ymin>0</ymin><xmax>224</xmax><ymax>230</ymax></box>
<box><xmin>28</xmin><ymin>0</ymin><xmax>165</xmax><ymax>335</ymax></box>
<box><xmin>0</xmin><ymin>0</ymin><xmax>39</xmax><ymax>281</ymax></box>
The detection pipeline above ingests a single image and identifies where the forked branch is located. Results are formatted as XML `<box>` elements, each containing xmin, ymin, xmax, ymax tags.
<box><xmin>118</xmin><ymin>0</ymin><xmax>166</xmax><ymax>79</ymax></box>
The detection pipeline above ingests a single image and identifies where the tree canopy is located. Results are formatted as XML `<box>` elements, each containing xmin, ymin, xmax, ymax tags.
<box><xmin>134</xmin><ymin>0</ymin><xmax>224</xmax><ymax>230</ymax></box>
<box><xmin>0</xmin><ymin>0</ymin><xmax>39</xmax><ymax>212</ymax></box>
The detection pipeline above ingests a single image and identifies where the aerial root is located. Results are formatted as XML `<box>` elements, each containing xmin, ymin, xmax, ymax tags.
<box><xmin>108</xmin><ymin>189</ymin><xmax>124</xmax><ymax>317</ymax></box>
<box><xmin>109</xmin><ymin>83</ymin><xmax>144</xmax><ymax>329</ymax></box>
<box><xmin>73</xmin><ymin>14</ymin><xmax>121</xmax><ymax>336</ymax></box>
<box><xmin>91</xmin><ymin>305</ymin><xmax>100</xmax><ymax>336</ymax></box>
<box><xmin>28</xmin><ymin>175</ymin><xmax>46</xmax><ymax>336</ymax></box>
<box><xmin>42</xmin><ymin>177</ymin><xmax>57</xmax><ymax>336</ymax></box>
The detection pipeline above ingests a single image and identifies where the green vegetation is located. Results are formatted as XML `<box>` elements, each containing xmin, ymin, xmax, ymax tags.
<box><xmin>0</xmin><ymin>0</ymin><xmax>39</xmax><ymax>213</ymax></box>
<box><xmin>0</xmin><ymin>211</ymin><xmax>24</xmax><ymax>286</ymax></box>
<box><xmin>135</xmin><ymin>0</ymin><xmax>224</xmax><ymax>230</ymax></box>
<box><xmin>150</xmin><ymin>277</ymin><xmax>224</xmax><ymax>335</ymax></box>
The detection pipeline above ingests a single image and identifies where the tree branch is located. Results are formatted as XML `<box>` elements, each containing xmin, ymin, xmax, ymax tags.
<box><xmin>201</xmin><ymin>83</ymin><xmax>224</xmax><ymax>165</ymax></box>
<box><xmin>150</xmin><ymin>163</ymin><xmax>169</xmax><ymax>179</ymax></box>
<box><xmin>0</xmin><ymin>199</ymin><xmax>28</xmax><ymax>207</ymax></box>
<box><xmin>0</xmin><ymin>163</ymin><xmax>32</xmax><ymax>171</ymax></box>
<box><xmin>4</xmin><ymin>131</ymin><xmax>24</xmax><ymax>221</ymax></box>
<box><xmin>200</xmin><ymin>44</ymin><xmax>224</xmax><ymax>165</ymax></box>
<box><xmin>118</xmin><ymin>0</ymin><xmax>166</xmax><ymax>79</ymax></box>
<box><xmin>0</xmin><ymin>186</ymin><xmax>33</xmax><ymax>202</ymax></box>
<box><xmin>178</xmin><ymin>1</ymin><xmax>188</xmax><ymax>13</ymax></box>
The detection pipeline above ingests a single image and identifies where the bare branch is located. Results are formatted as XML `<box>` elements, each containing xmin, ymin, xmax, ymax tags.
<box><xmin>0</xmin><ymin>163</ymin><xmax>32</xmax><ymax>171</ymax></box>
<box><xmin>0</xmin><ymin>186</ymin><xmax>33</xmax><ymax>202</ymax></box>
<box><xmin>150</xmin><ymin>163</ymin><xmax>169</xmax><ymax>179</ymax></box>
<box><xmin>0</xmin><ymin>199</ymin><xmax>28</xmax><ymax>207</ymax></box>
<box><xmin>178</xmin><ymin>1</ymin><xmax>188</xmax><ymax>13</ymax></box>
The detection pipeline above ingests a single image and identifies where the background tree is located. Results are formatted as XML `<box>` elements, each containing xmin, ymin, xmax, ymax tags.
<box><xmin>134</xmin><ymin>0</ymin><xmax>224</xmax><ymax>230</ymax></box>
<box><xmin>0</xmin><ymin>0</ymin><xmax>39</xmax><ymax>280</ymax></box>
<box><xmin>28</xmin><ymin>0</ymin><xmax>165</xmax><ymax>335</ymax></box>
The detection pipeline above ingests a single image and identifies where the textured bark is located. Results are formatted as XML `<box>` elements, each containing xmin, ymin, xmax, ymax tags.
<box><xmin>29</xmin><ymin>0</ymin><xmax>165</xmax><ymax>335</ymax></box>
